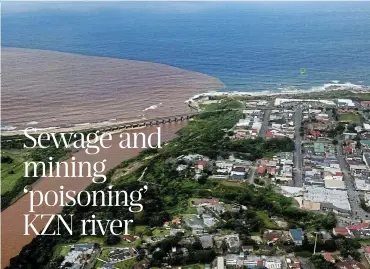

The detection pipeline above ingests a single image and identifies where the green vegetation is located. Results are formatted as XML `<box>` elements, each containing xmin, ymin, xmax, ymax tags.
<box><xmin>77</xmin><ymin>236</ymin><xmax>106</xmax><ymax>246</ymax></box>
<box><xmin>95</xmin><ymin>250</ymin><xmax>137</xmax><ymax>269</ymax></box>
<box><xmin>164</xmin><ymin>100</ymin><xmax>294</xmax><ymax>160</ymax></box>
<box><xmin>1</xmin><ymin>150</ymin><xmax>28</xmax><ymax>194</ymax></box>
<box><xmin>52</xmin><ymin>244</ymin><xmax>72</xmax><ymax>259</ymax></box>
<box><xmin>327</xmin><ymin>122</ymin><xmax>346</xmax><ymax>138</ymax></box>
<box><xmin>310</xmin><ymin>255</ymin><xmax>335</xmax><ymax>269</ymax></box>
<box><xmin>338</xmin><ymin>112</ymin><xmax>362</xmax><ymax>124</ymax></box>
<box><xmin>227</xmin><ymin>137</ymin><xmax>295</xmax><ymax>160</ymax></box>
<box><xmin>298</xmin><ymin>89</ymin><xmax>370</xmax><ymax>101</ymax></box>
<box><xmin>200</xmin><ymin>98</ymin><xmax>244</xmax><ymax>112</ymax></box>
<box><xmin>111</xmin><ymin>258</ymin><xmax>137</xmax><ymax>269</ymax></box>
<box><xmin>96</xmin><ymin>249</ymin><xmax>111</xmax><ymax>263</ymax></box>
<box><xmin>181</xmin><ymin>264</ymin><xmax>205</xmax><ymax>269</ymax></box>
<box><xmin>1</xmin><ymin>146</ymin><xmax>68</xmax><ymax>209</ymax></box>
<box><xmin>256</xmin><ymin>211</ymin><xmax>277</xmax><ymax>229</ymax></box>
<box><xmin>296</xmin><ymin>235</ymin><xmax>362</xmax><ymax>263</ymax></box>
<box><xmin>357</xmin><ymin>238</ymin><xmax>370</xmax><ymax>246</ymax></box>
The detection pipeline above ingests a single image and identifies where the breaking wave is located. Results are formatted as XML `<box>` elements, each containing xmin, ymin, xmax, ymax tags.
<box><xmin>143</xmin><ymin>103</ymin><xmax>163</xmax><ymax>112</ymax></box>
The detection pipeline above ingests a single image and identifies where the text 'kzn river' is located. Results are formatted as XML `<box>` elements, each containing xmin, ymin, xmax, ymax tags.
<box><xmin>1</xmin><ymin>124</ymin><xmax>187</xmax><ymax>267</ymax></box>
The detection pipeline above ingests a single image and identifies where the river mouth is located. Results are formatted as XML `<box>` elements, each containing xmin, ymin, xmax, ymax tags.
<box><xmin>1</xmin><ymin>47</ymin><xmax>224</xmax><ymax>131</ymax></box>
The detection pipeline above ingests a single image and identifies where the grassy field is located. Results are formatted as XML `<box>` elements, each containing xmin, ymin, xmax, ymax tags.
<box><xmin>339</xmin><ymin>112</ymin><xmax>362</xmax><ymax>124</ymax></box>
<box><xmin>296</xmin><ymin>90</ymin><xmax>370</xmax><ymax>101</ymax></box>
<box><xmin>95</xmin><ymin>250</ymin><xmax>137</xmax><ymax>269</ymax></box>
<box><xmin>97</xmin><ymin>249</ymin><xmax>111</xmax><ymax>263</ymax></box>
<box><xmin>216</xmin><ymin>179</ymin><xmax>245</xmax><ymax>188</ymax></box>
<box><xmin>1</xmin><ymin>149</ymin><xmax>28</xmax><ymax>194</ymax></box>
<box><xmin>256</xmin><ymin>211</ymin><xmax>277</xmax><ymax>229</ymax></box>
<box><xmin>152</xmin><ymin>227</ymin><xmax>169</xmax><ymax>237</ymax></box>
<box><xmin>200</xmin><ymin>99</ymin><xmax>243</xmax><ymax>112</ymax></box>
<box><xmin>167</xmin><ymin>197</ymin><xmax>198</xmax><ymax>215</ymax></box>
<box><xmin>77</xmin><ymin>236</ymin><xmax>106</xmax><ymax>246</ymax></box>
<box><xmin>112</xmin><ymin>258</ymin><xmax>137</xmax><ymax>269</ymax></box>
<box><xmin>52</xmin><ymin>244</ymin><xmax>72</xmax><ymax>258</ymax></box>
<box><xmin>77</xmin><ymin>236</ymin><xmax>142</xmax><ymax>248</ymax></box>
<box><xmin>130</xmin><ymin>225</ymin><xmax>169</xmax><ymax>237</ymax></box>
<box><xmin>181</xmin><ymin>264</ymin><xmax>206</xmax><ymax>269</ymax></box>
<box><xmin>357</xmin><ymin>239</ymin><xmax>370</xmax><ymax>246</ymax></box>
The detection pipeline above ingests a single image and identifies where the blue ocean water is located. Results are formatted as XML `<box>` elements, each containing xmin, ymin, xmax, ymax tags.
<box><xmin>2</xmin><ymin>2</ymin><xmax>370</xmax><ymax>92</ymax></box>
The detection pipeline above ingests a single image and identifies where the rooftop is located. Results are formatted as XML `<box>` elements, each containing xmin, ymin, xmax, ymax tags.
<box><xmin>289</xmin><ymin>228</ymin><xmax>303</xmax><ymax>241</ymax></box>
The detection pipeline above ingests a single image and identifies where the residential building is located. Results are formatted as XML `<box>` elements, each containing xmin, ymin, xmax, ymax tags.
<box><xmin>289</xmin><ymin>229</ymin><xmax>303</xmax><ymax>246</ymax></box>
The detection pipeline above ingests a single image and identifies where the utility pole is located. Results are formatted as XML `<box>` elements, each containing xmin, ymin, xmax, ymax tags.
<box><xmin>313</xmin><ymin>232</ymin><xmax>318</xmax><ymax>255</ymax></box>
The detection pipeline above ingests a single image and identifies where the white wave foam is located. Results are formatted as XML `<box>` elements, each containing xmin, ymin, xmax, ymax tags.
<box><xmin>187</xmin><ymin>81</ymin><xmax>370</xmax><ymax>101</ymax></box>
<box><xmin>73</xmin><ymin>122</ymin><xmax>91</xmax><ymax>127</ymax></box>
<box><xmin>143</xmin><ymin>102</ymin><xmax>163</xmax><ymax>111</ymax></box>
<box><xmin>0</xmin><ymin>125</ymin><xmax>17</xmax><ymax>131</ymax></box>
<box><xmin>26</xmin><ymin>121</ymin><xmax>39</xmax><ymax>125</ymax></box>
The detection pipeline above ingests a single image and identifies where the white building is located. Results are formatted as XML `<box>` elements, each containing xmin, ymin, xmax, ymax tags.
<box><xmin>338</xmin><ymin>98</ymin><xmax>355</xmax><ymax>107</ymax></box>
<box><xmin>225</xmin><ymin>255</ymin><xmax>282</xmax><ymax>269</ymax></box>
<box><xmin>324</xmin><ymin>180</ymin><xmax>346</xmax><ymax>190</ymax></box>
<box><xmin>217</xmin><ymin>256</ymin><xmax>225</xmax><ymax>269</ymax></box>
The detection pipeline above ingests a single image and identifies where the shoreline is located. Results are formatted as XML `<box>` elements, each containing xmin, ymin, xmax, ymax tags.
<box><xmin>2</xmin><ymin>86</ymin><xmax>370</xmax><ymax>137</ymax></box>
<box><xmin>186</xmin><ymin>83</ymin><xmax>370</xmax><ymax>102</ymax></box>
<box><xmin>1</xmin><ymin>117</ymin><xmax>149</xmax><ymax>137</ymax></box>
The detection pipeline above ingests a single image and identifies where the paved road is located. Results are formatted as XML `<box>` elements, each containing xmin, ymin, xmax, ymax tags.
<box><xmin>293</xmin><ymin>105</ymin><xmax>303</xmax><ymax>187</ymax></box>
<box><xmin>259</xmin><ymin>109</ymin><xmax>271</xmax><ymax>138</ymax></box>
<box><xmin>336</xmin><ymin>141</ymin><xmax>369</xmax><ymax>221</ymax></box>
<box><xmin>247</xmin><ymin>166</ymin><xmax>257</xmax><ymax>184</ymax></box>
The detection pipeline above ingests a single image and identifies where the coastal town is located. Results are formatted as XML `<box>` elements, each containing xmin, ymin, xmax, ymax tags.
<box><xmin>3</xmin><ymin>2</ymin><xmax>370</xmax><ymax>269</ymax></box>
<box><xmin>34</xmin><ymin>92</ymin><xmax>370</xmax><ymax>269</ymax></box>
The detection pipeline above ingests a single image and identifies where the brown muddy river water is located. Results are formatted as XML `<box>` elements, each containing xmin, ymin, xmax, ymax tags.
<box><xmin>2</xmin><ymin>48</ymin><xmax>223</xmax><ymax>130</ymax></box>
<box><xmin>1</xmin><ymin>48</ymin><xmax>222</xmax><ymax>267</ymax></box>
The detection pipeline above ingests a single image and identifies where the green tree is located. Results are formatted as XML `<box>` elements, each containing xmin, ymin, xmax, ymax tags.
<box><xmin>105</xmin><ymin>234</ymin><xmax>121</xmax><ymax>245</ymax></box>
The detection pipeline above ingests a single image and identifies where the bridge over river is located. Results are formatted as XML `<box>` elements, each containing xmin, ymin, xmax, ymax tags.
<box><xmin>98</xmin><ymin>112</ymin><xmax>199</xmax><ymax>132</ymax></box>
<box><xmin>1</xmin><ymin>108</ymin><xmax>242</xmax><ymax>139</ymax></box>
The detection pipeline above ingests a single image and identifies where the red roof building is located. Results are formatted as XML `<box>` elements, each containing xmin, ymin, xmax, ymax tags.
<box><xmin>343</xmin><ymin>146</ymin><xmax>354</xmax><ymax>154</ymax></box>
<box><xmin>266</xmin><ymin>233</ymin><xmax>281</xmax><ymax>242</ymax></box>
<box><xmin>267</xmin><ymin>167</ymin><xmax>276</xmax><ymax>175</ymax></box>
<box><xmin>333</xmin><ymin>227</ymin><xmax>349</xmax><ymax>237</ymax></box>
<box><xmin>335</xmin><ymin>259</ymin><xmax>366</xmax><ymax>269</ymax></box>
<box><xmin>122</xmin><ymin>235</ymin><xmax>136</xmax><ymax>242</ymax></box>
<box><xmin>361</xmin><ymin>101</ymin><xmax>370</xmax><ymax>107</ymax></box>
<box><xmin>171</xmin><ymin>217</ymin><xmax>182</xmax><ymax>224</ymax></box>
<box><xmin>265</xmin><ymin>130</ymin><xmax>275</xmax><ymax>139</ymax></box>
<box><xmin>347</xmin><ymin>222</ymin><xmax>369</xmax><ymax>231</ymax></box>
<box><xmin>323</xmin><ymin>253</ymin><xmax>335</xmax><ymax>263</ymax></box>
<box><xmin>195</xmin><ymin>161</ymin><xmax>206</xmax><ymax>170</ymax></box>
<box><xmin>310</xmin><ymin>130</ymin><xmax>321</xmax><ymax>139</ymax></box>
<box><xmin>265</xmin><ymin>130</ymin><xmax>286</xmax><ymax>139</ymax></box>
<box><xmin>257</xmin><ymin>164</ymin><xmax>266</xmax><ymax>175</ymax></box>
